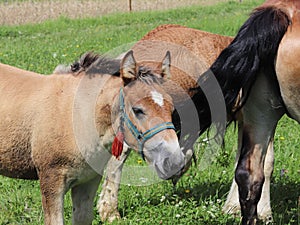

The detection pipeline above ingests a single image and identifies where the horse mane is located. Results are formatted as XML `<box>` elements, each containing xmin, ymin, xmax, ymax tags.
<box><xmin>75</xmin><ymin>52</ymin><xmax>121</xmax><ymax>76</ymax></box>
<box><xmin>136</xmin><ymin>67</ymin><xmax>164</xmax><ymax>85</ymax></box>
<box><xmin>54</xmin><ymin>52</ymin><xmax>163</xmax><ymax>84</ymax></box>
<box><xmin>208</xmin><ymin>5</ymin><xmax>290</xmax><ymax>120</ymax></box>
<box><xmin>53</xmin><ymin>52</ymin><xmax>120</xmax><ymax>76</ymax></box>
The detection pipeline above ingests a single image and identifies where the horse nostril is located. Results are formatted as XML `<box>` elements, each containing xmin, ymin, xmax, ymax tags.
<box><xmin>162</xmin><ymin>157</ymin><xmax>183</xmax><ymax>174</ymax></box>
<box><xmin>162</xmin><ymin>157</ymin><xmax>171</xmax><ymax>170</ymax></box>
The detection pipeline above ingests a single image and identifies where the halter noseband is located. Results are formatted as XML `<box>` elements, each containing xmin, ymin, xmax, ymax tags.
<box><xmin>119</xmin><ymin>88</ymin><xmax>175</xmax><ymax>160</ymax></box>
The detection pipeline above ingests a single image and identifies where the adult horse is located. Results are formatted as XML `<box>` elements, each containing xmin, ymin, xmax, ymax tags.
<box><xmin>209</xmin><ymin>0</ymin><xmax>296</xmax><ymax>224</ymax></box>
<box><xmin>0</xmin><ymin>50</ymin><xmax>185</xmax><ymax>225</ymax></box>
<box><xmin>99</xmin><ymin>0</ymin><xmax>297</xmax><ymax>221</ymax></box>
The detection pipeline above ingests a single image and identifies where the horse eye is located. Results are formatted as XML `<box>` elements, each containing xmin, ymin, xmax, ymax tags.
<box><xmin>132</xmin><ymin>107</ymin><xmax>145</xmax><ymax>117</ymax></box>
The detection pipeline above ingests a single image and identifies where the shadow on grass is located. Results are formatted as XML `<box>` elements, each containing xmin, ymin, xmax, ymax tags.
<box><xmin>172</xmin><ymin>178</ymin><xmax>299</xmax><ymax>224</ymax></box>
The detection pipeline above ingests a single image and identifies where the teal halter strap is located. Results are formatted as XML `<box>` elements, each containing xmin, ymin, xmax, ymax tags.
<box><xmin>119</xmin><ymin>88</ymin><xmax>175</xmax><ymax>160</ymax></box>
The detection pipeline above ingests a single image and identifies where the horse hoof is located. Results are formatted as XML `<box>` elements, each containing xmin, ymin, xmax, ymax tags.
<box><xmin>106</xmin><ymin>213</ymin><xmax>121</xmax><ymax>223</ymax></box>
<box><xmin>98</xmin><ymin>200</ymin><xmax>121</xmax><ymax>222</ymax></box>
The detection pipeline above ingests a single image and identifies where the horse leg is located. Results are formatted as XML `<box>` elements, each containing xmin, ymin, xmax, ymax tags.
<box><xmin>223</xmin><ymin>120</ymin><xmax>243</xmax><ymax>216</ymax></box>
<box><xmin>97</xmin><ymin>146</ymin><xmax>131</xmax><ymax>222</ymax></box>
<box><xmin>39</xmin><ymin>170</ymin><xmax>67</xmax><ymax>225</ymax></box>
<box><xmin>257</xmin><ymin>139</ymin><xmax>274</xmax><ymax>223</ymax></box>
<box><xmin>235</xmin><ymin>73</ymin><xmax>284</xmax><ymax>225</ymax></box>
<box><xmin>223</xmin><ymin>137</ymin><xmax>274</xmax><ymax>222</ymax></box>
<box><xmin>71</xmin><ymin>176</ymin><xmax>102</xmax><ymax>225</ymax></box>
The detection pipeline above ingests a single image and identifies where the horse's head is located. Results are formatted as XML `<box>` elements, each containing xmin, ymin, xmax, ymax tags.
<box><xmin>116</xmin><ymin>50</ymin><xmax>185</xmax><ymax>180</ymax></box>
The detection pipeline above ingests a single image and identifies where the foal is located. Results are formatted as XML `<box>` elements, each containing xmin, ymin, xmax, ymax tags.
<box><xmin>0</xmin><ymin>50</ymin><xmax>184</xmax><ymax>224</ymax></box>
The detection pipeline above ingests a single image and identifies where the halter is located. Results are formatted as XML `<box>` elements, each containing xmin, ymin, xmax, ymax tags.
<box><xmin>119</xmin><ymin>88</ymin><xmax>175</xmax><ymax>160</ymax></box>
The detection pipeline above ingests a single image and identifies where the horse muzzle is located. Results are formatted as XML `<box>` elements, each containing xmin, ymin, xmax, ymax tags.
<box><xmin>148</xmin><ymin>141</ymin><xmax>185</xmax><ymax>180</ymax></box>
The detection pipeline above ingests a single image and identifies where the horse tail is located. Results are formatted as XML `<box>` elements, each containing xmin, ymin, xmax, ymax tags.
<box><xmin>210</xmin><ymin>5</ymin><xmax>291</xmax><ymax>117</ymax></box>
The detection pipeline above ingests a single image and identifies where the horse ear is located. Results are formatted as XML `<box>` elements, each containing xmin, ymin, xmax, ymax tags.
<box><xmin>161</xmin><ymin>51</ymin><xmax>171</xmax><ymax>79</ymax></box>
<box><xmin>121</xmin><ymin>50</ymin><xmax>137</xmax><ymax>84</ymax></box>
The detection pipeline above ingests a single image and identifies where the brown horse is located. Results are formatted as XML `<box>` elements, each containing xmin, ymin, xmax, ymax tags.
<box><xmin>0</xmin><ymin>50</ymin><xmax>185</xmax><ymax>224</ymax></box>
<box><xmin>98</xmin><ymin>4</ymin><xmax>295</xmax><ymax>221</ymax></box>
<box><xmin>131</xmin><ymin>2</ymin><xmax>297</xmax><ymax>223</ymax></box>
<box><xmin>97</xmin><ymin>24</ymin><xmax>233</xmax><ymax>222</ymax></box>
<box><xmin>210</xmin><ymin>1</ymin><xmax>297</xmax><ymax>224</ymax></box>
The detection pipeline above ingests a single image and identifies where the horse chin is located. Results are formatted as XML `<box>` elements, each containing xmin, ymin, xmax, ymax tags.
<box><xmin>153</xmin><ymin>163</ymin><xmax>178</xmax><ymax>180</ymax></box>
<box><xmin>171</xmin><ymin>149</ymin><xmax>194</xmax><ymax>186</ymax></box>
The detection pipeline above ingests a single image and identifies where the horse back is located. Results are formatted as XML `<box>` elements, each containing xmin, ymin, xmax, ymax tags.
<box><xmin>139</xmin><ymin>24</ymin><xmax>233</xmax><ymax>65</ymax></box>
<box><xmin>132</xmin><ymin>24</ymin><xmax>233</xmax><ymax>102</ymax></box>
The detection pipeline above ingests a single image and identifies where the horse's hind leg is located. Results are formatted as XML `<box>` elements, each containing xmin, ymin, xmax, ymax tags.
<box><xmin>257</xmin><ymin>139</ymin><xmax>273</xmax><ymax>223</ymax></box>
<box><xmin>223</xmin><ymin>121</ymin><xmax>243</xmax><ymax>216</ymax></box>
<box><xmin>223</xmin><ymin>138</ymin><xmax>274</xmax><ymax>223</ymax></box>
<box><xmin>71</xmin><ymin>175</ymin><xmax>101</xmax><ymax>225</ymax></box>
<box><xmin>234</xmin><ymin>72</ymin><xmax>284</xmax><ymax>224</ymax></box>
<box><xmin>98</xmin><ymin>146</ymin><xmax>131</xmax><ymax>222</ymax></box>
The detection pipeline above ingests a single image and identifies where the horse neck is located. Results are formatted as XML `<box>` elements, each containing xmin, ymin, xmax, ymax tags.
<box><xmin>92</xmin><ymin>76</ymin><xmax>123</xmax><ymax>138</ymax></box>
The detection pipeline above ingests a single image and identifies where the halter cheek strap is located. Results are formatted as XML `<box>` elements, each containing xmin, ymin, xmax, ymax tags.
<box><xmin>119</xmin><ymin>88</ymin><xmax>175</xmax><ymax>160</ymax></box>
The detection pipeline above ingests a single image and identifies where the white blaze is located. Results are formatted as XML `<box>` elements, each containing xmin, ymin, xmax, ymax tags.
<box><xmin>151</xmin><ymin>90</ymin><xmax>164</xmax><ymax>107</ymax></box>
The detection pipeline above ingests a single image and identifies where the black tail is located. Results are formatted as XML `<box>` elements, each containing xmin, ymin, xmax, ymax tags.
<box><xmin>210</xmin><ymin>6</ymin><xmax>290</xmax><ymax>117</ymax></box>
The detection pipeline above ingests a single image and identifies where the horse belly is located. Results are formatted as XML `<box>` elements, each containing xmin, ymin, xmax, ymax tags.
<box><xmin>276</xmin><ymin>30</ymin><xmax>300</xmax><ymax>122</ymax></box>
<box><xmin>0</xmin><ymin>121</ymin><xmax>37</xmax><ymax>180</ymax></box>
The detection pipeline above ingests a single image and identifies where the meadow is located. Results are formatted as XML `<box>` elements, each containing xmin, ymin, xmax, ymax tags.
<box><xmin>0</xmin><ymin>0</ymin><xmax>299</xmax><ymax>224</ymax></box>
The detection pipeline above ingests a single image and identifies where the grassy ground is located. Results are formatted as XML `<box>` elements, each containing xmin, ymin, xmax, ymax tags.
<box><xmin>0</xmin><ymin>0</ymin><xmax>299</xmax><ymax>224</ymax></box>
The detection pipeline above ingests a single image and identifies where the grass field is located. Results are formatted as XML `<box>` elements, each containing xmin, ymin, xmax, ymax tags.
<box><xmin>0</xmin><ymin>0</ymin><xmax>299</xmax><ymax>224</ymax></box>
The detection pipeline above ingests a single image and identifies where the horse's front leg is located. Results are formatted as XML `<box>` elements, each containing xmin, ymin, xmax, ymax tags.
<box><xmin>234</xmin><ymin>73</ymin><xmax>284</xmax><ymax>225</ymax></box>
<box><xmin>39</xmin><ymin>169</ymin><xmax>67</xmax><ymax>225</ymax></box>
<box><xmin>71</xmin><ymin>175</ymin><xmax>102</xmax><ymax>225</ymax></box>
<box><xmin>97</xmin><ymin>146</ymin><xmax>131</xmax><ymax>222</ymax></box>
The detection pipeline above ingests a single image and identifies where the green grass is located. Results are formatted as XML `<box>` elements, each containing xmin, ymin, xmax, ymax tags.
<box><xmin>0</xmin><ymin>0</ymin><xmax>299</xmax><ymax>224</ymax></box>
<box><xmin>0</xmin><ymin>0</ymin><xmax>258</xmax><ymax>73</ymax></box>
